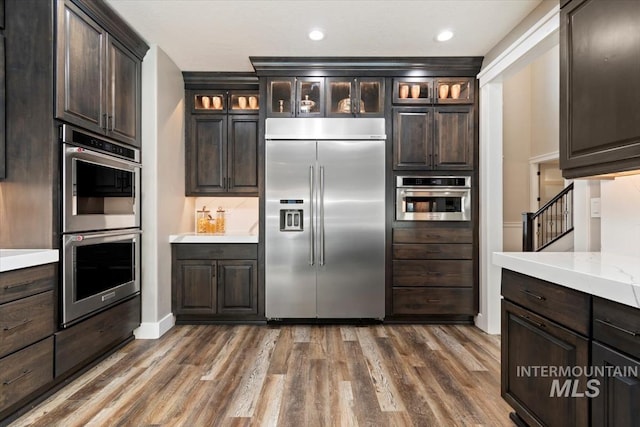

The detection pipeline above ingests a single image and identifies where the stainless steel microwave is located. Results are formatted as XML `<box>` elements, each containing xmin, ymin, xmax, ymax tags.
<box><xmin>396</xmin><ymin>176</ymin><xmax>471</xmax><ymax>221</ymax></box>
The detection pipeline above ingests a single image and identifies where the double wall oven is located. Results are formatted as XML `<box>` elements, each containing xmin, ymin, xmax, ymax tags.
<box><xmin>60</xmin><ymin>124</ymin><xmax>141</xmax><ymax>327</ymax></box>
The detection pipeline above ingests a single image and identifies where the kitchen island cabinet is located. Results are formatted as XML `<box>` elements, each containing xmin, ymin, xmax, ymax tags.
<box><xmin>171</xmin><ymin>242</ymin><xmax>261</xmax><ymax>322</ymax></box>
<box><xmin>494</xmin><ymin>252</ymin><xmax>640</xmax><ymax>427</ymax></box>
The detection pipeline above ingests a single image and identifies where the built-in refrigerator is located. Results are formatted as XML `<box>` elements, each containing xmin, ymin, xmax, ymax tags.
<box><xmin>265</xmin><ymin>118</ymin><xmax>386</xmax><ymax>319</ymax></box>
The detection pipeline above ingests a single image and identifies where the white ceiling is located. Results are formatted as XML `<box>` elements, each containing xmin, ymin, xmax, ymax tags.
<box><xmin>105</xmin><ymin>0</ymin><xmax>543</xmax><ymax>72</ymax></box>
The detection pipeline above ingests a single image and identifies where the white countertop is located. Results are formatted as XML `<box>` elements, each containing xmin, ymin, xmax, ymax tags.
<box><xmin>0</xmin><ymin>249</ymin><xmax>59</xmax><ymax>272</ymax></box>
<box><xmin>493</xmin><ymin>252</ymin><xmax>640</xmax><ymax>309</ymax></box>
<box><xmin>169</xmin><ymin>232</ymin><xmax>258</xmax><ymax>244</ymax></box>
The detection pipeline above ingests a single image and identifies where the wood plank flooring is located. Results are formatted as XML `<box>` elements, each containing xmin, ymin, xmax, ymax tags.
<box><xmin>10</xmin><ymin>325</ymin><xmax>514</xmax><ymax>427</ymax></box>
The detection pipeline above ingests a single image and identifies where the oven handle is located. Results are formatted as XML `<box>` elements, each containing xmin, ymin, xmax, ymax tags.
<box><xmin>65</xmin><ymin>230</ymin><xmax>142</xmax><ymax>245</ymax></box>
<box><xmin>65</xmin><ymin>145</ymin><xmax>142</xmax><ymax>168</ymax></box>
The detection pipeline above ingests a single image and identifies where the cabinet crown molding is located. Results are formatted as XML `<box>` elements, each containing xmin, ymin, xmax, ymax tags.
<box><xmin>182</xmin><ymin>72</ymin><xmax>259</xmax><ymax>90</ymax></box>
<box><xmin>69</xmin><ymin>0</ymin><xmax>149</xmax><ymax>60</ymax></box>
<box><xmin>250</xmin><ymin>56</ymin><xmax>483</xmax><ymax>77</ymax></box>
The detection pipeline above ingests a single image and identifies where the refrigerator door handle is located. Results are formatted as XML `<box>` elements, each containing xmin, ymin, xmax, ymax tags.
<box><xmin>309</xmin><ymin>165</ymin><xmax>315</xmax><ymax>266</ymax></box>
<box><xmin>319</xmin><ymin>165</ymin><xmax>325</xmax><ymax>266</ymax></box>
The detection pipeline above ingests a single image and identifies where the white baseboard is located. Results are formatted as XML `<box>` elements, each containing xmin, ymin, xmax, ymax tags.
<box><xmin>134</xmin><ymin>313</ymin><xmax>175</xmax><ymax>339</ymax></box>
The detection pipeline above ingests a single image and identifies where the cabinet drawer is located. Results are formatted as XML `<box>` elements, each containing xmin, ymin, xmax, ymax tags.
<box><xmin>393</xmin><ymin>227</ymin><xmax>472</xmax><ymax>244</ymax></box>
<box><xmin>0</xmin><ymin>337</ymin><xmax>53</xmax><ymax>413</ymax></box>
<box><xmin>593</xmin><ymin>297</ymin><xmax>640</xmax><ymax>360</ymax></box>
<box><xmin>393</xmin><ymin>260</ymin><xmax>472</xmax><ymax>287</ymax></box>
<box><xmin>55</xmin><ymin>296</ymin><xmax>140</xmax><ymax>377</ymax></box>
<box><xmin>0</xmin><ymin>263</ymin><xmax>55</xmax><ymax>304</ymax></box>
<box><xmin>392</xmin><ymin>287</ymin><xmax>475</xmax><ymax>315</ymax></box>
<box><xmin>501</xmin><ymin>269</ymin><xmax>590</xmax><ymax>336</ymax></box>
<box><xmin>0</xmin><ymin>291</ymin><xmax>54</xmax><ymax>358</ymax></box>
<box><xmin>174</xmin><ymin>244</ymin><xmax>257</xmax><ymax>260</ymax></box>
<box><xmin>393</xmin><ymin>244</ymin><xmax>472</xmax><ymax>260</ymax></box>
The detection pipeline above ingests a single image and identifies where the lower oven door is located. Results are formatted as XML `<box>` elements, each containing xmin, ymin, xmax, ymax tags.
<box><xmin>396</xmin><ymin>188</ymin><xmax>471</xmax><ymax>221</ymax></box>
<box><xmin>62</xmin><ymin>229</ymin><xmax>141</xmax><ymax>327</ymax></box>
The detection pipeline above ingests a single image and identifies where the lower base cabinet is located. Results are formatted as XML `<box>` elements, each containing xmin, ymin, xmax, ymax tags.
<box><xmin>591</xmin><ymin>296</ymin><xmax>640</xmax><ymax>427</ymax></box>
<box><xmin>591</xmin><ymin>342</ymin><xmax>640</xmax><ymax>427</ymax></box>
<box><xmin>55</xmin><ymin>295</ymin><xmax>141</xmax><ymax>377</ymax></box>
<box><xmin>172</xmin><ymin>243</ymin><xmax>260</xmax><ymax>322</ymax></box>
<box><xmin>502</xmin><ymin>300</ymin><xmax>589</xmax><ymax>427</ymax></box>
<box><xmin>501</xmin><ymin>269</ymin><xmax>640</xmax><ymax>427</ymax></box>
<box><xmin>0</xmin><ymin>337</ymin><xmax>53</xmax><ymax>413</ymax></box>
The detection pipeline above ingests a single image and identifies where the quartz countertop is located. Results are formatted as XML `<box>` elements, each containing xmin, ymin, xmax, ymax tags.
<box><xmin>0</xmin><ymin>249</ymin><xmax>59</xmax><ymax>272</ymax></box>
<box><xmin>493</xmin><ymin>252</ymin><xmax>640</xmax><ymax>309</ymax></box>
<box><xmin>169</xmin><ymin>232</ymin><xmax>258</xmax><ymax>244</ymax></box>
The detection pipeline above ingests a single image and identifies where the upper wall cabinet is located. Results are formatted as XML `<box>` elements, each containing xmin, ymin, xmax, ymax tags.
<box><xmin>560</xmin><ymin>0</ymin><xmax>640</xmax><ymax>178</ymax></box>
<box><xmin>183</xmin><ymin>73</ymin><xmax>260</xmax><ymax>196</ymax></box>
<box><xmin>56</xmin><ymin>0</ymin><xmax>141</xmax><ymax>147</ymax></box>
<box><xmin>265</xmin><ymin>76</ymin><xmax>384</xmax><ymax>118</ymax></box>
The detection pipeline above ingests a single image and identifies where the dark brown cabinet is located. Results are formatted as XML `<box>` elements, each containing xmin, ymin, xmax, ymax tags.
<box><xmin>592</xmin><ymin>342</ymin><xmax>640</xmax><ymax>427</ymax></box>
<box><xmin>183</xmin><ymin>75</ymin><xmax>260</xmax><ymax>196</ymax></box>
<box><xmin>217</xmin><ymin>260</ymin><xmax>258</xmax><ymax>314</ymax></box>
<box><xmin>54</xmin><ymin>295</ymin><xmax>140</xmax><ymax>378</ymax></box>
<box><xmin>0</xmin><ymin>33</ymin><xmax>5</xmax><ymax>180</ymax></box>
<box><xmin>172</xmin><ymin>244</ymin><xmax>260</xmax><ymax>322</ymax></box>
<box><xmin>560</xmin><ymin>0</ymin><xmax>640</xmax><ymax>178</ymax></box>
<box><xmin>185</xmin><ymin>112</ymin><xmax>258</xmax><ymax>196</ymax></box>
<box><xmin>391</xmin><ymin>227</ymin><xmax>475</xmax><ymax>318</ymax></box>
<box><xmin>266</xmin><ymin>76</ymin><xmax>384</xmax><ymax>118</ymax></box>
<box><xmin>501</xmin><ymin>270</ymin><xmax>590</xmax><ymax>427</ymax></box>
<box><xmin>591</xmin><ymin>297</ymin><xmax>640</xmax><ymax>427</ymax></box>
<box><xmin>56</xmin><ymin>0</ymin><xmax>141</xmax><ymax>147</ymax></box>
<box><xmin>393</xmin><ymin>106</ymin><xmax>474</xmax><ymax>170</ymax></box>
<box><xmin>0</xmin><ymin>264</ymin><xmax>56</xmax><ymax>417</ymax></box>
<box><xmin>326</xmin><ymin>77</ymin><xmax>384</xmax><ymax>117</ymax></box>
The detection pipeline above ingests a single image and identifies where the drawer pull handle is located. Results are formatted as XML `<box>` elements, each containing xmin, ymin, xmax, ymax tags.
<box><xmin>595</xmin><ymin>319</ymin><xmax>638</xmax><ymax>337</ymax></box>
<box><xmin>521</xmin><ymin>289</ymin><xmax>546</xmax><ymax>301</ymax></box>
<box><xmin>3</xmin><ymin>281</ymin><xmax>31</xmax><ymax>290</ymax></box>
<box><xmin>3</xmin><ymin>369</ymin><xmax>32</xmax><ymax>386</ymax></box>
<box><xmin>3</xmin><ymin>319</ymin><xmax>32</xmax><ymax>331</ymax></box>
<box><xmin>520</xmin><ymin>314</ymin><xmax>545</xmax><ymax>329</ymax></box>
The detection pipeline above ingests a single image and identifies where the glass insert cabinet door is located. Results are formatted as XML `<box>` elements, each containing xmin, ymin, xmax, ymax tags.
<box><xmin>267</xmin><ymin>78</ymin><xmax>295</xmax><ymax>116</ymax></box>
<box><xmin>326</xmin><ymin>78</ymin><xmax>384</xmax><ymax>117</ymax></box>
<box><xmin>296</xmin><ymin>77</ymin><xmax>324</xmax><ymax>116</ymax></box>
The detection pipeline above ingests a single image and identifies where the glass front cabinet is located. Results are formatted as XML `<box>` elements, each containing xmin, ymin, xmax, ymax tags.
<box><xmin>326</xmin><ymin>78</ymin><xmax>384</xmax><ymax>117</ymax></box>
<box><xmin>266</xmin><ymin>77</ymin><xmax>384</xmax><ymax>117</ymax></box>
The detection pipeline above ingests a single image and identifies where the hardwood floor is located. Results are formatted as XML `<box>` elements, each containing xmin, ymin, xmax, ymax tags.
<box><xmin>10</xmin><ymin>325</ymin><xmax>514</xmax><ymax>426</ymax></box>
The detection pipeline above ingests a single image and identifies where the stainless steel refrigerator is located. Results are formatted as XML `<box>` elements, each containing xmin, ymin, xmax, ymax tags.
<box><xmin>265</xmin><ymin>118</ymin><xmax>386</xmax><ymax>319</ymax></box>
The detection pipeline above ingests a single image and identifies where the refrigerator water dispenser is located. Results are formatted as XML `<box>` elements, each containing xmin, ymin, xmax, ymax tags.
<box><xmin>280</xmin><ymin>209</ymin><xmax>303</xmax><ymax>231</ymax></box>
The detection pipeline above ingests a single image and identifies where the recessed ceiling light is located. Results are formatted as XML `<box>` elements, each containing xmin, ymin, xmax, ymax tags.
<box><xmin>436</xmin><ymin>30</ymin><xmax>454</xmax><ymax>42</ymax></box>
<box><xmin>309</xmin><ymin>29</ymin><xmax>325</xmax><ymax>41</ymax></box>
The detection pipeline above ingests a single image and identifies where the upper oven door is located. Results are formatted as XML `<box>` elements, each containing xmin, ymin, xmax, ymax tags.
<box><xmin>63</xmin><ymin>143</ymin><xmax>141</xmax><ymax>233</ymax></box>
<box><xmin>396</xmin><ymin>188</ymin><xmax>471</xmax><ymax>221</ymax></box>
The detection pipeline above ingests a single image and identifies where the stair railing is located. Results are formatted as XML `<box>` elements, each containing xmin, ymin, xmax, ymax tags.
<box><xmin>522</xmin><ymin>183</ymin><xmax>574</xmax><ymax>251</ymax></box>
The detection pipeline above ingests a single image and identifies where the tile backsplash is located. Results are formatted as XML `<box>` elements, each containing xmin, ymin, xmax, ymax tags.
<box><xmin>193</xmin><ymin>197</ymin><xmax>259</xmax><ymax>233</ymax></box>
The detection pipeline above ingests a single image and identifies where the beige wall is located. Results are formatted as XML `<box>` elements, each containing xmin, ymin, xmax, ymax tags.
<box><xmin>138</xmin><ymin>45</ymin><xmax>191</xmax><ymax>337</ymax></box>
<box><xmin>600</xmin><ymin>175</ymin><xmax>640</xmax><ymax>257</ymax></box>
<box><xmin>530</xmin><ymin>45</ymin><xmax>560</xmax><ymax>158</ymax></box>
<box><xmin>502</xmin><ymin>66</ymin><xmax>532</xmax><ymax>251</ymax></box>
